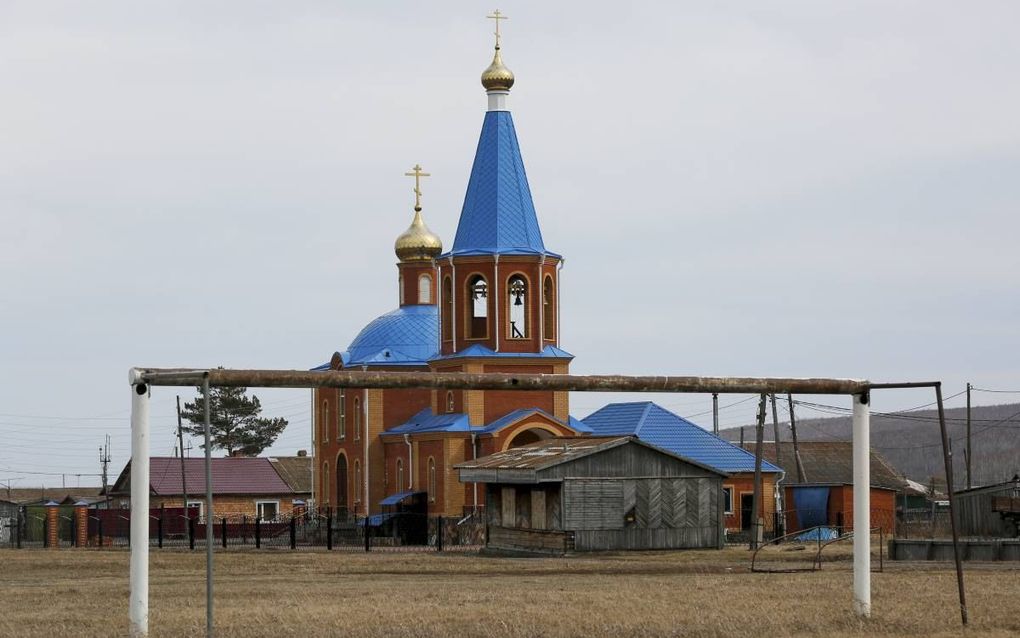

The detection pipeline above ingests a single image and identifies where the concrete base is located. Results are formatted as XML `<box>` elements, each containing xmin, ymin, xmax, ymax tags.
<box><xmin>890</xmin><ymin>538</ymin><xmax>1020</xmax><ymax>561</ymax></box>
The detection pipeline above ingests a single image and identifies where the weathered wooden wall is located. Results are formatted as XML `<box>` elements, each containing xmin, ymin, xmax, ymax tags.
<box><xmin>487</xmin><ymin>526</ymin><xmax>570</xmax><ymax>554</ymax></box>
<box><xmin>955</xmin><ymin>484</ymin><xmax>1020</xmax><ymax>537</ymax></box>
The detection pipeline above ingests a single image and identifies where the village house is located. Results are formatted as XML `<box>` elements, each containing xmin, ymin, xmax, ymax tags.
<box><xmin>109</xmin><ymin>455</ymin><xmax>311</xmax><ymax>520</ymax></box>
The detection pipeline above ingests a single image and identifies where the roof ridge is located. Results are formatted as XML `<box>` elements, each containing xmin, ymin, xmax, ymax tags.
<box><xmin>633</xmin><ymin>401</ymin><xmax>655</xmax><ymax>437</ymax></box>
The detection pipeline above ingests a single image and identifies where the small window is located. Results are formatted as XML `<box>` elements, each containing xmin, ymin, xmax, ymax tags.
<box><xmin>396</xmin><ymin>458</ymin><xmax>404</xmax><ymax>491</ymax></box>
<box><xmin>722</xmin><ymin>487</ymin><xmax>733</xmax><ymax>514</ymax></box>
<box><xmin>507</xmin><ymin>275</ymin><xmax>528</xmax><ymax>339</ymax></box>
<box><xmin>322</xmin><ymin>463</ymin><xmax>330</xmax><ymax>506</ymax></box>
<box><xmin>256</xmin><ymin>500</ymin><xmax>279</xmax><ymax>522</ymax></box>
<box><xmin>442</xmin><ymin>276</ymin><xmax>453</xmax><ymax>341</ymax></box>
<box><xmin>399</xmin><ymin>274</ymin><xmax>405</xmax><ymax>305</ymax></box>
<box><xmin>354</xmin><ymin>397</ymin><xmax>361</xmax><ymax>440</ymax></box>
<box><xmin>187</xmin><ymin>501</ymin><xmax>204</xmax><ymax>522</ymax></box>
<box><xmin>446</xmin><ymin>391</ymin><xmax>455</xmax><ymax>413</ymax></box>
<box><xmin>338</xmin><ymin>389</ymin><xmax>346</xmax><ymax>440</ymax></box>
<box><xmin>321</xmin><ymin>400</ymin><xmax>329</xmax><ymax>443</ymax></box>
<box><xmin>418</xmin><ymin>274</ymin><xmax>432</xmax><ymax>304</ymax></box>
<box><xmin>428</xmin><ymin>457</ymin><xmax>437</xmax><ymax>503</ymax></box>
<box><xmin>354</xmin><ymin>460</ymin><xmax>362</xmax><ymax>503</ymax></box>
<box><xmin>467</xmin><ymin>275</ymin><xmax>488</xmax><ymax>339</ymax></box>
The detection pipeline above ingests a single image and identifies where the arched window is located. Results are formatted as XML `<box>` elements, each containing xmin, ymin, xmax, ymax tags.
<box><xmin>543</xmin><ymin>275</ymin><xmax>555</xmax><ymax>339</ymax></box>
<box><xmin>354</xmin><ymin>397</ymin><xmax>361</xmax><ymax>441</ymax></box>
<box><xmin>418</xmin><ymin>274</ymin><xmax>432</xmax><ymax>304</ymax></box>
<box><xmin>442</xmin><ymin>276</ymin><xmax>453</xmax><ymax>341</ymax></box>
<box><xmin>446</xmin><ymin>391</ymin><xmax>455</xmax><ymax>413</ymax></box>
<box><xmin>396</xmin><ymin>458</ymin><xmax>404</xmax><ymax>491</ymax></box>
<box><xmin>322</xmin><ymin>462</ymin><xmax>330</xmax><ymax>506</ymax></box>
<box><xmin>507</xmin><ymin>275</ymin><xmax>528</xmax><ymax>339</ymax></box>
<box><xmin>427</xmin><ymin>457</ymin><xmax>437</xmax><ymax>503</ymax></box>
<box><xmin>354</xmin><ymin>460</ymin><xmax>362</xmax><ymax>503</ymax></box>
<box><xmin>338</xmin><ymin>389</ymin><xmax>346</xmax><ymax>440</ymax></box>
<box><xmin>467</xmin><ymin>275</ymin><xmax>488</xmax><ymax>339</ymax></box>
<box><xmin>321</xmin><ymin>400</ymin><xmax>329</xmax><ymax>443</ymax></box>
<box><xmin>399</xmin><ymin>274</ymin><xmax>405</xmax><ymax>305</ymax></box>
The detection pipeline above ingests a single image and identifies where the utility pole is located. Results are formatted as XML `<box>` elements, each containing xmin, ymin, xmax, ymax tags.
<box><xmin>750</xmin><ymin>394</ymin><xmax>767</xmax><ymax>550</ymax></box>
<box><xmin>770</xmin><ymin>393</ymin><xmax>783</xmax><ymax>470</ymax></box>
<box><xmin>712</xmin><ymin>393</ymin><xmax>719</xmax><ymax>435</ymax></box>
<box><xmin>177</xmin><ymin>395</ymin><xmax>190</xmax><ymax>510</ymax></box>
<box><xmin>966</xmin><ymin>382</ymin><xmax>972</xmax><ymax>490</ymax></box>
<box><xmin>787</xmin><ymin>394</ymin><xmax>807</xmax><ymax>483</ymax></box>
<box><xmin>99</xmin><ymin>435</ymin><xmax>112</xmax><ymax>508</ymax></box>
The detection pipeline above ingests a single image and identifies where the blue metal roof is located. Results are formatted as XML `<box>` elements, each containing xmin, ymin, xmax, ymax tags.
<box><xmin>379</xmin><ymin>490</ymin><xmax>424</xmax><ymax>506</ymax></box>
<box><xmin>341</xmin><ymin>305</ymin><xmax>438</xmax><ymax>367</ymax></box>
<box><xmin>430</xmin><ymin>344</ymin><xmax>573</xmax><ymax>361</ymax></box>
<box><xmin>581</xmin><ymin>402</ymin><xmax>783</xmax><ymax>474</ymax></box>
<box><xmin>382</xmin><ymin>409</ymin><xmax>470</xmax><ymax>436</ymax></box>
<box><xmin>447</xmin><ymin>111</ymin><xmax>558</xmax><ymax>257</ymax></box>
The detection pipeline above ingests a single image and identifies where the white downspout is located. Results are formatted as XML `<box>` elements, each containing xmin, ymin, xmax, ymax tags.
<box><xmin>404</xmin><ymin>434</ymin><xmax>413</xmax><ymax>491</ymax></box>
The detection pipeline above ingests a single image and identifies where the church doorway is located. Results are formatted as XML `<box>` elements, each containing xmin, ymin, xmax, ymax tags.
<box><xmin>336</xmin><ymin>454</ymin><xmax>349</xmax><ymax>515</ymax></box>
<box><xmin>506</xmin><ymin>427</ymin><xmax>555</xmax><ymax>449</ymax></box>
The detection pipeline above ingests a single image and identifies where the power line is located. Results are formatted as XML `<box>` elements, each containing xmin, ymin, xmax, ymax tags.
<box><xmin>971</xmin><ymin>387</ymin><xmax>1020</xmax><ymax>394</ymax></box>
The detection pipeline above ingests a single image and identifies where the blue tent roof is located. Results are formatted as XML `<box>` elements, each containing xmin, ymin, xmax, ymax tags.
<box><xmin>447</xmin><ymin>110</ymin><xmax>557</xmax><ymax>257</ymax></box>
<box><xmin>430</xmin><ymin>344</ymin><xmax>573</xmax><ymax>362</ymax></box>
<box><xmin>341</xmin><ymin>305</ymin><xmax>438</xmax><ymax>366</ymax></box>
<box><xmin>581</xmin><ymin>402</ymin><xmax>783</xmax><ymax>474</ymax></box>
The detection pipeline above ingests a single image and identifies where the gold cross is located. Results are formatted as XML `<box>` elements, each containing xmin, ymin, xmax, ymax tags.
<box><xmin>404</xmin><ymin>164</ymin><xmax>431</xmax><ymax>210</ymax></box>
<box><xmin>487</xmin><ymin>9</ymin><xmax>508</xmax><ymax>48</ymax></box>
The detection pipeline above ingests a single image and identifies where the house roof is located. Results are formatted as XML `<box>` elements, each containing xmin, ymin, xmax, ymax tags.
<box><xmin>582</xmin><ymin>402</ymin><xmax>783</xmax><ymax>474</ymax></box>
<box><xmin>267</xmin><ymin>456</ymin><xmax>312</xmax><ymax>494</ymax></box>
<box><xmin>112</xmin><ymin>457</ymin><xmax>296</xmax><ymax>496</ymax></box>
<box><xmin>742</xmin><ymin>441</ymin><xmax>907</xmax><ymax>491</ymax></box>
<box><xmin>339</xmin><ymin>305</ymin><xmax>438</xmax><ymax>367</ymax></box>
<box><xmin>382</xmin><ymin>407</ymin><xmax>590</xmax><ymax>437</ymax></box>
<box><xmin>455</xmin><ymin>435</ymin><xmax>725</xmax><ymax>476</ymax></box>
<box><xmin>446</xmin><ymin>110</ymin><xmax>558</xmax><ymax>258</ymax></box>
<box><xmin>2</xmin><ymin>487</ymin><xmax>104</xmax><ymax>506</ymax></box>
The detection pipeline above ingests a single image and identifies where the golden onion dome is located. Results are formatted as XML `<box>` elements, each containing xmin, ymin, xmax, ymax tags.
<box><xmin>394</xmin><ymin>208</ymin><xmax>442</xmax><ymax>262</ymax></box>
<box><xmin>481</xmin><ymin>47</ymin><xmax>514</xmax><ymax>92</ymax></box>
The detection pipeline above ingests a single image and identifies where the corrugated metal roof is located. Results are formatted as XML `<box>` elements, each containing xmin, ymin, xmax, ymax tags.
<box><xmin>267</xmin><ymin>456</ymin><xmax>312</xmax><ymax>494</ymax></box>
<box><xmin>382</xmin><ymin>409</ymin><xmax>470</xmax><ymax>436</ymax></box>
<box><xmin>132</xmin><ymin>457</ymin><xmax>295</xmax><ymax>496</ymax></box>
<box><xmin>447</xmin><ymin>110</ymin><xmax>558</xmax><ymax>257</ymax></box>
<box><xmin>342</xmin><ymin>305</ymin><xmax>438</xmax><ymax>366</ymax></box>
<box><xmin>582</xmin><ymin>402</ymin><xmax>783</xmax><ymax>474</ymax></box>
<box><xmin>456</xmin><ymin>436</ymin><xmax>632</xmax><ymax>470</ymax></box>
<box><xmin>742</xmin><ymin>441</ymin><xmax>907</xmax><ymax>490</ymax></box>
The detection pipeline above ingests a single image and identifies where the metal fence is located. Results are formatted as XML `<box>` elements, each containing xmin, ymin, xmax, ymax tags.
<box><xmin>726</xmin><ymin>507</ymin><xmax>898</xmax><ymax>544</ymax></box>
<box><xmin>3</xmin><ymin>506</ymin><xmax>484</xmax><ymax>552</ymax></box>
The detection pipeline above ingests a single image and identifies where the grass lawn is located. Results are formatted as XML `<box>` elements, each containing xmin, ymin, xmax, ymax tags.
<box><xmin>1</xmin><ymin>547</ymin><xmax>1018</xmax><ymax>637</ymax></box>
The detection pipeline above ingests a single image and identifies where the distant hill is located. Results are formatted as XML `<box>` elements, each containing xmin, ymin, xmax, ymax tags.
<box><xmin>720</xmin><ymin>402</ymin><xmax>1020</xmax><ymax>489</ymax></box>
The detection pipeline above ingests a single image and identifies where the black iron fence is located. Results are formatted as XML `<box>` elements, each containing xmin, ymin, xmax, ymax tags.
<box><xmin>3</xmin><ymin>506</ymin><xmax>484</xmax><ymax>552</ymax></box>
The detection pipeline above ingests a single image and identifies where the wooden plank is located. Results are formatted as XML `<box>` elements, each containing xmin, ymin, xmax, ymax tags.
<box><xmin>647</xmin><ymin>479</ymin><xmax>662</xmax><ymax>528</ymax></box>
<box><xmin>501</xmin><ymin>487</ymin><xmax>515</xmax><ymax>527</ymax></box>
<box><xmin>532</xmin><ymin>489</ymin><xmax>547</xmax><ymax>530</ymax></box>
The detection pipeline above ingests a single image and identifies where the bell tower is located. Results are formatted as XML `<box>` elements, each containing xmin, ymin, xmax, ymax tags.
<box><xmin>432</xmin><ymin>12</ymin><xmax>571</xmax><ymax>426</ymax></box>
<box><xmin>394</xmin><ymin>164</ymin><xmax>442</xmax><ymax>307</ymax></box>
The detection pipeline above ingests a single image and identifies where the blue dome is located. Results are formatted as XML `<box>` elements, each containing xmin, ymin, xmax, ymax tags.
<box><xmin>342</xmin><ymin>305</ymin><xmax>438</xmax><ymax>366</ymax></box>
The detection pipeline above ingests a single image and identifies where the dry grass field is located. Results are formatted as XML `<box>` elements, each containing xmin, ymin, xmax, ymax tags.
<box><xmin>1</xmin><ymin>547</ymin><xmax>1018</xmax><ymax>637</ymax></box>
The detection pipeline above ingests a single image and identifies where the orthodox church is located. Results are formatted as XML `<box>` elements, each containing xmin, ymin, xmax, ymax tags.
<box><xmin>311</xmin><ymin>26</ymin><xmax>589</xmax><ymax>517</ymax></box>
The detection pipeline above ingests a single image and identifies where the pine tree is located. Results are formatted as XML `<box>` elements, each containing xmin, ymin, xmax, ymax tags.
<box><xmin>180</xmin><ymin>382</ymin><xmax>288</xmax><ymax>457</ymax></box>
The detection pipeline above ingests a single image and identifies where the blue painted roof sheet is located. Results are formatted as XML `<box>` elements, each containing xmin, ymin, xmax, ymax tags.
<box><xmin>341</xmin><ymin>305</ymin><xmax>438</xmax><ymax>366</ymax></box>
<box><xmin>430</xmin><ymin>344</ymin><xmax>573</xmax><ymax>361</ymax></box>
<box><xmin>447</xmin><ymin>111</ymin><xmax>556</xmax><ymax>257</ymax></box>
<box><xmin>581</xmin><ymin>402</ymin><xmax>783</xmax><ymax>474</ymax></box>
<box><xmin>379</xmin><ymin>490</ymin><xmax>424</xmax><ymax>506</ymax></box>
<box><xmin>382</xmin><ymin>409</ymin><xmax>470</xmax><ymax>436</ymax></box>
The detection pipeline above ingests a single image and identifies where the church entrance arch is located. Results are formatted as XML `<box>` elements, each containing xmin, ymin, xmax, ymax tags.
<box><xmin>335</xmin><ymin>453</ymin><xmax>349</xmax><ymax>515</ymax></box>
<box><xmin>503</xmin><ymin>424</ymin><xmax>558</xmax><ymax>450</ymax></box>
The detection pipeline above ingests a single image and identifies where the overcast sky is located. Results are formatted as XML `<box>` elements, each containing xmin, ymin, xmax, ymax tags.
<box><xmin>2</xmin><ymin>1</ymin><xmax>1019</xmax><ymax>488</ymax></box>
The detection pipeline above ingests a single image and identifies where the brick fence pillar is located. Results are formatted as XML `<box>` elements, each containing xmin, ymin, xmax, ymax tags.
<box><xmin>46</xmin><ymin>501</ymin><xmax>59</xmax><ymax>550</ymax></box>
<box><xmin>74</xmin><ymin>501</ymin><xmax>89</xmax><ymax>547</ymax></box>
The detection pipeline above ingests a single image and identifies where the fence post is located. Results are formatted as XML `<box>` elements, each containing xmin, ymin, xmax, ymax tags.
<box><xmin>364</xmin><ymin>517</ymin><xmax>371</xmax><ymax>553</ymax></box>
<box><xmin>242</xmin><ymin>515</ymin><xmax>247</xmax><ymax>545</ymax></box>
<box><xmin>326</xmin><ymin>508</ymin><xmax>333</xmax><ymax>551</ymax></box>
<box><xmin>74</xmin><ymin>502</ymin><xmax>88</xmax><ymax>548</ymax></box>
<box><xmin>97</xmin><ymin>517</ymin><xmax>103</xmax><ymax>549</ymax></box>
<box><xmin>188</xmin><ymin>515</ymin><xmax>195</xmax><ymax>550</ymax></box>
<box><xmin>16</xmin><ymin>508</ymin><xmax>23</xmax><ymax>549</ymax></box>
<box><xmin>46</xmin><ymin>501</ymin><xmax>59</xmax><ymax>550</ymax></box>
<box><xmin>221</xmin><ymin>518</ymin><xmax>227</xmax><ymax>549</ymax></box>
<box><xmin>436</xmin><ymin>516</ymin><xmax>443</xmax><ymax>552</ymax></box>
<box><xmin>289</xmin><ymin>515</ymin><xmax>296</xmax><ymax>550</ymax></box>
<box><xmin>157</xmin><ymin>513</ymin><xmax>164</xmax><ymax>550</ymax></box>
<box><xmin>255</xmin><ymin>517</ymin><xmax>261</xmax><ymax>549</ymax></box>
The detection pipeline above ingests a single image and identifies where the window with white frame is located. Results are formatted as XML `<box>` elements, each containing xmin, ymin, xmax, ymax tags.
<box><xmin>428</xmin><ymin>457</ymin><xmax>437</xmax><ymax>503</ymax></box>
<box><xmin>187</xmin><ymin>500</ymin><xmax>204</xmax><ymax>522</ymax></box>
<box><xmin>256</xmin><ymin>500</ymin><xmax>280</xmax><ymax>521</ymax></box>
<box><xmin>354</xmin><ymin>397</ymin><xmax>361</xmax><ymax>440</ymax></box>
<box><xmin>338</xmin><ymin>389</ymin><xmax>346</xmax><ymax>440</ymax></box>
<box><xmin>354</xmin><ymin>460</ymin><xmax>362</xmax><ymax>503</ymax></box>
<box><xmin>418</xmin><ymin>274</ymin><xmax>432</xmax><ymax>304</ymax></box>
<box><xmin>321</xmin><ymin>400</ymin><xmax>329</xmax><ymax>443</ymax></box>
<box><xmin>396</xmin><ymin>458</ymin><xmax>404</xmax><ymax>492</ymax></box>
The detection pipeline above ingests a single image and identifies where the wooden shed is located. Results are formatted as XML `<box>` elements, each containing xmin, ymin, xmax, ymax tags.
<box><xmin>456</xmin><ymin>436</ymin><xmax>727</xmax><ymax>554</ymax></box>
<box><xmin>953</xmin><ymin>476</ymin><xmax>1020</xmax><ymax>538</ymax></box>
